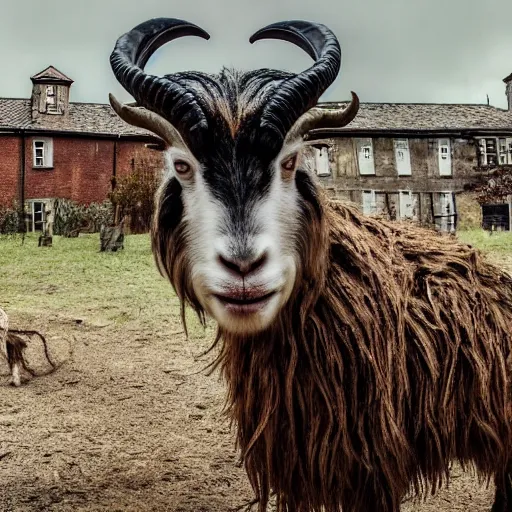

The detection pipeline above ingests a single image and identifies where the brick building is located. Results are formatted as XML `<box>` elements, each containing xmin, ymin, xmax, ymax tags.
<box><xmin>308</xmin><ymin>73</ymin><xmax>512</xmax><ymax>231</ymax></box>
<box><xmin>0</xmin><ymin>66</ymin><xmax>162</xmax><ymax>231</ymax></box>
<box><xmin>2</xmin><ymin>66</ymin><xmax>511</xmax><ymax>234</ymax></box>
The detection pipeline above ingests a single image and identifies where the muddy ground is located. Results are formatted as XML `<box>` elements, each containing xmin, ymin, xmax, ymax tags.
<box><xmin>1</xmin><ymin>236</ymin><xmax>510</xmax><ymax>512</ymax></box>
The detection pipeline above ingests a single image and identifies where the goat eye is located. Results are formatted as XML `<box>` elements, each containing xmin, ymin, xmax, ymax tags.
<box><xmin>281</xmin><ymin>155</ymin><xmax>297</xmax><ymax>172</ymax></box>
<box><xmin>174</xmin><ymin>160</ymin><xmax>191</xmax><ymax>175</ymax></box>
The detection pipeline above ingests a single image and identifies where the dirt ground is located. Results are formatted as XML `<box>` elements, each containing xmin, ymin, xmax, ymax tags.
<box><xmin>0</xmin><ymin>309</ymin><xmax>501</xmax><ymax>512</ymax></box>
<box><xmin>1</xmin><ymin>237</ymin><xmax>510</xmax><ymax>512</ymax></box>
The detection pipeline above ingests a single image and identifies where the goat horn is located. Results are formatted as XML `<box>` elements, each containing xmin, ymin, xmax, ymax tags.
<box><xmin>110</xmin><ymin>18</ymin><xmax>210</xmax><ymax>138</ymax></box>
<box><xmin>250</xmin><ymin>21</ymin><xmax>342</xmax><ymax>140</ymax></box>
<box><xmin>109</xmin><ymin>93</ymin><xmax>187</xmax><ymax>149</ymax></box>
<box><xmin>285</xmin><ymin>91</ymin><xmax>360</xmax><ymax>143</ymax></box>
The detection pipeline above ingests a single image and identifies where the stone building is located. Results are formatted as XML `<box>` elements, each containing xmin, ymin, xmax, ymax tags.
<box><xmin>0</xmin><ymin>66</ymin><xmax>162</xmax><ymax>231</ymax></box>
<box><xmin>308</xmin><ymin>73</ymin><xmax>512</xmax><ymax>231</ymax></box>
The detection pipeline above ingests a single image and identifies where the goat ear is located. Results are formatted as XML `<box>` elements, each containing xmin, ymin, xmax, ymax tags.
<box><xmin>109</xmin><ymin>93</ymin><xmax>189</xmax><ymax>150</ymax></box>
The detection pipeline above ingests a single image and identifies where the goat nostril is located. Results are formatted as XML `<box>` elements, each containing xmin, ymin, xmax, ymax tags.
<box><xmin>218</xmin><ymin>252</ymin><xmax>268</xmax><ymax>276</ymax></box>
<box><xmin>218</xmin><ymin>254</ymin><xmax>243</xmax><ymax>274</ymax></box>
<box><xmin>248</xmin><ymin>253</ymin><xmax>268</xmax><ymax>274</ymax></box>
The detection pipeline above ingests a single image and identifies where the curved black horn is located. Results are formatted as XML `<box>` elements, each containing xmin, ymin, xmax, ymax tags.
<box><xmin>250</xmin><ymin>20</ymin><xmax>342</xmax><ymax>139</ymax></box>
<box><xmin>110</xmin><ymin>18</ymin><xmax>211</xmax><ymax>135</ymax></box>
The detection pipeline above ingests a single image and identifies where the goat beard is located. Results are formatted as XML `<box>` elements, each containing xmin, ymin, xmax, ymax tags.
<box><xmin>209</xmin><ymin>201</ymin><xmax>512</xmax><ymax>512</ymax></box>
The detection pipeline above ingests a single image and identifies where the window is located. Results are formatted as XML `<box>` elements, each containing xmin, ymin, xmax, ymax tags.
<box><xmin>26</xmin><ymin>201</ymin><xmax>46</xmax><ymax>232</ymax></box>
<box><xmin>505</xmin><ymin>138</ymin><xmax>512</xmax><ymax>165</ymax></box>
<box><xmin>46</xmin><ymin>85</ymin><xmax>59</xmax><ymax>114</ymax></box>
<box><xmin>33</xmin><ymin>138</ymin><xmax>53</xmax><ymax>168</ymax></box>
<box><xmin>499</xmin><ymin>138</ymin><xmax>507</xmax><ymax>165</ymax></box>
<box><xmin>438</xmin><ymin>139</ymin><xmax>452</xmax><ymax>176</ymax></box>
<box><xmin>357</xmin><ymin>138</ymin><xmax>375</xmax><ymax>175</ymax></box>
<box><xmin>394</xmin><ymin>139</ymin><xmax>411</xmax><ymax>176</ymax></box>
<box><xmin>479</xmin><ymin>138</ymin><xmax>498</xmax><ymax>166</ymax></box>
<box><xmin>314</xmin><ymin>146</ymin><xmax>330</xmax><ymax>177</ymax></box>
<box><xmin>362</xmin><ymin>190</ymin><xmax>377</xmax><ymax>215</ymax></box>
<box><xmin>478</xmin><ymin>137</ymin><xmax>512</xmax><ymax>167</ymax></box>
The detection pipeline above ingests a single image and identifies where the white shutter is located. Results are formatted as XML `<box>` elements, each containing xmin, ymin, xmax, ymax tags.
<box><xmin>399</xmin><ymin>190</ymin><xmax>413</xmax><ymax>219</ymax></box>
<box><xmin>362</xmin><ymin>190</ymin><xmax>376</xmax><ymax>215</ymax></box>
<box><xmin>315</xmin><ymin>147</ymin><xmax>330</xmax><ymax>176</ymax></box>
<box><xmin>438</xmin><ymin>139</ymin><xmax>452</xmax><ymax>176</ymax></box>
<box><xmin>438</xmin><ymin>192</ymin><xmax>455</xmax><ymax>232</ymax></box>
<box><xmin>357</xmin><ymin>138</ymin><xmax>375</xmax><ymax>175</ymax></box>
<box><xmin>507</xmin><ymin>138</ymin><xmax>512</xmax><ymax>165</ymax></box>
<box><xmin>394</xmin><ymin>139</ymin><xmax>411</xmax><ymax>176</ymax></box>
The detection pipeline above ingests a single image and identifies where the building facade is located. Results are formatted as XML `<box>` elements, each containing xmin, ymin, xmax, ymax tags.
<box><xmin>308</xmin><ymin>73</ymin><xmax>512</xmax><ymax>231</ymax></box>
<box><xmin>0</xmin><ymin>66</ymin><xmax>162</xmax><ymax>231</ymax></box>
<box><xmin>2</xmin><ymin>66</ymin><xmax>511</xmax><ymax>233</ymax></box>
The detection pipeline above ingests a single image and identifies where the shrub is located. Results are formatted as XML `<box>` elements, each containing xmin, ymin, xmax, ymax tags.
<box><xmin>109</xmin><ymin>164</ymin><xmax>160</xmax><ymax>234</ymax></box>
<box><xmin>53</xmin><ymin>199</ymin><xmax>114</xmax><ymax>237</ymax></box>
<box><xmin>0</xmin><ymin>202</ymin><xmax>24</xmax><ymax>235</ymax></box>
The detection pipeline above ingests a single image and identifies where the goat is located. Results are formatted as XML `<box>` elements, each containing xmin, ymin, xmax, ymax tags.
<box><xmin>109</xmin><ymin>18</ymin><xmax>512</xmax><ymax>512</ymax></box>
<box><xmin>1</xmin><ymin>307</ymin><xmax>22</xmax><ymax>386</ymax></box>
<box><xmin>1</xmin><ymin>307</ymin><xmax>57</xmax><ymax>387</ymax></box>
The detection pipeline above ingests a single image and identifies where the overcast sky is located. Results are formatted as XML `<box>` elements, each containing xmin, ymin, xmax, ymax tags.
<box><xmin>0</xmin><ymin>0</ymin><xmax>511</xmax><ymax>109</ymax></box>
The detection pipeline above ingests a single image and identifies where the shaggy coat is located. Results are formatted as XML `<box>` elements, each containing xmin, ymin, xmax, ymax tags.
<box><xmin>164</xmin><ymin>195</ymin><xmax>512</xmax><ymax>512</ymax></box>
<box><xmin>108</xmin><ymin>16</ymin><xmax>512</xmax><ymax>512</ymax></box>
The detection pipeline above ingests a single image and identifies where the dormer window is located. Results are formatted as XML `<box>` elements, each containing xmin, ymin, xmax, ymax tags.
<box><xmin>46</xmin><ymin>85</ymin><xmax>58</xmax><ymax>114</ymax></box>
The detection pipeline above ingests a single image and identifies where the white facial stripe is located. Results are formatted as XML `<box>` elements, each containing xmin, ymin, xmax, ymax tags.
<box><xmin>162</xmin><ymin>139</ymin><xmax>313</xmax><ymax>334</ymax></box>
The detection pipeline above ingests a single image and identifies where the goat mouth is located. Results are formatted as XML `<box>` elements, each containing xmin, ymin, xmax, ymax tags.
<box><xmin>213</xmin><ymin>291</ymin><xmax>277</xmax><ymax>314</ymax></box>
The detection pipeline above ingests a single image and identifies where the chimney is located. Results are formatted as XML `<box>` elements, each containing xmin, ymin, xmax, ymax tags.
<box><xmin>504</xmin><ymin>73</ymin><xmax>512</xmax><ymax>111</ymax></box>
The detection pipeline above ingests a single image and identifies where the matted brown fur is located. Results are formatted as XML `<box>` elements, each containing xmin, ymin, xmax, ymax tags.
<box><xmin>154</xmin><ymin>195</ymin><xmax>512</xmax><ymax>512</ymax></box>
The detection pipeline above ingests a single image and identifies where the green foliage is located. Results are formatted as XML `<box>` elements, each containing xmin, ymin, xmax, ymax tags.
<box><xmin>474</xmin><ymin>168</ymin><xmax>512</xmax><ymax>204</ymax></box>
<box><xmin>85</xmin><ymin>201</ymin><xmax>115</xmax><ymax>232</ymax></box>
<box><xmin>53</xmin><ymin>198</ymin><xmax>114</xmax><ymax>237</ymax></box>
<box><xmin>0</xmin><ymin>201</ymin><xmax>24</xmax><ymax>235</ymax></box>
<box><xmin>109</xmin><ymin>163</ymin><xmax>159</xmax><ymax>234</ymax></box>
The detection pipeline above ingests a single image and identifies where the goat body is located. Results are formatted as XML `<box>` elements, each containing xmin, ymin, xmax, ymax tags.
<box><xmin>213</xmin><ymin>199</ymin><xmax>512</xmax><ymax>512</ymax></box>
<box><xmin>108</xmin><ymin>16</ymin><xmax>512</xmax><ymax>512</ymax></box>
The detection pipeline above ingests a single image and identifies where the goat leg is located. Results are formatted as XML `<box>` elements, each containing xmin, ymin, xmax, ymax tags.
<box><xmin>6</xmin><ymin>334</ymin><xmax>27</xmax><ymax>387</ymax></box>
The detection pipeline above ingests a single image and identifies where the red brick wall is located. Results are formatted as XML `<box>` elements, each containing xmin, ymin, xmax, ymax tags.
<box><xmin>0</xmin><ymin>134</ymin><xmax>164</xmax><ymax>208</ymax></box>
<box><xmin>23</xmin><ymin>136</ymin><xmax>164</xmax><ymax>205</ymax></box>
<box><xmin>0</xmin><ymin>136</ymin><xmax>21</xmax><ymax>207</ymax></box>
<box><xmin>25</xmin><ymin>138</ymin><xmax>113</xmax><ymax>203</ymax></box>
<box><xmin>116</xmin><ymin>141</ymin><xmax>165</xmax><ymax>181</ymax></box>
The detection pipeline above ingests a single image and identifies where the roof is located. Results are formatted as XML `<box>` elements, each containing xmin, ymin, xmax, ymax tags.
<box><xmin>0</xmin><ymin>98</ymin><xmax>154</xmax><ymax>138</ymax></box>
<box><xmin>312</xmin><ymin>101</ymin><xmax>512</xmax><ymax>136</ymax></box>
<box><xmin>31</xmin><ymin>66</ymin><xmax>74</xmax><ymax>85</ymax></box>
<box><xmin>0</xmin><ymin>95</ymin><xmax>511</xmax><ymax>140</ymax></box>
<box><xmin>504</xmin><ymin>73</ymin><xmax>512</xmax><ymax>84</ymax></box>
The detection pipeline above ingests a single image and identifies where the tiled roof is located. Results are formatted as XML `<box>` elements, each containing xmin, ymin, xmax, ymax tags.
<box><xmin>1</xmin><ymin>96</ymin><xmax>511</xmax><ymax>139</ymax></box>
<box><xmin>31</xmin><ymin>66</ymin><xmax>74</xmax><ymax>84</ymax></box>
<box><xmin>0</xmin><ymin>99</ymin><xmax>31</xmax><ymax>128</ymax></box>
<box><xmin>0</xmin><ymin>98</ymin><xmax>153</xmax><ymax>138</ymax></box>
<box><xmin>313</xmin><ymin>102</ymin><xmax>512</xmax><ymax>134</ymax></box>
